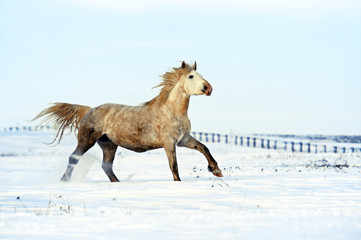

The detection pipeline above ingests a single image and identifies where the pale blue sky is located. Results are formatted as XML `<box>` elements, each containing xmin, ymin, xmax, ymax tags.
<box><xmin>1</xmin><ymin>0</ymin><xmax>360</xmax><ymax>134</ymax></box>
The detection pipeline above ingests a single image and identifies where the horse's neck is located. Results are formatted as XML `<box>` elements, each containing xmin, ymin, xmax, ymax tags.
<box><xmin>165</xmin><ymin>85</ymin><xmax>190</xmax><ymax>117</ymax></box>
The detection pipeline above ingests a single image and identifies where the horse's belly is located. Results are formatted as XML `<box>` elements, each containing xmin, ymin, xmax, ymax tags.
<box><xmin>110</xmin><ymin>132</ymin><xmax>163</xmax><ymax>153</ymax></box>
<box><xmin>120</xmin><ymin>143</ymin><xmax>161</xmax><ymax>153</ymax></box>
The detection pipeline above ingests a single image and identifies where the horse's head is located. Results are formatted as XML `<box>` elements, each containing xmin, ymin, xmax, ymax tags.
<box><xmin>181</xmin><ymin>61</ymin><xmax>213</xmax><ymax>96</ymax></box>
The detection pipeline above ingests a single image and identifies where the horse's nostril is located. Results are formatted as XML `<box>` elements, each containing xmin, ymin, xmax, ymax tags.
<box><xmin>203</xmin><ymin>85</ymin><xmax>208</xmax><ymax>91</ymax></box>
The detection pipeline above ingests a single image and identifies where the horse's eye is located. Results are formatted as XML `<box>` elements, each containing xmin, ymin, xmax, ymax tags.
<box><xmin>189</xmin><ymin>75</ymin><xmax>194</xmax><ymax>79</ymax></box>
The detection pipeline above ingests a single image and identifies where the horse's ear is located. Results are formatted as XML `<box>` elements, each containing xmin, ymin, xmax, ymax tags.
<box><xmin>193</xmin><ymin>61</ymin><xmax>197</xmax><ymax>71</ymax></box>
<box><xmin>181</xmin><ymin>61</ymin><xmax>186</xmax><ymax>68</ymax></box>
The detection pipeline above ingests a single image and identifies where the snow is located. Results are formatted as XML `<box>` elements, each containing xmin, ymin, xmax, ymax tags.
<box><xmin>1</xmin><ymin>131</ymin><xmax>361</xmax><ymax>239</ymax></box>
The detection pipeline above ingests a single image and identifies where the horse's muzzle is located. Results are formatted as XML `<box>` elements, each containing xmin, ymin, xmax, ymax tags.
<box><xmin>202</xmin><ymin>83</ymin><xmax>213</xmax><ymax>96</ymax></box>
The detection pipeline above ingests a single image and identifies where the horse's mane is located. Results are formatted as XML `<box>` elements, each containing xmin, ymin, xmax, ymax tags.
<box><xmin>143</xmin><ymin>62</ymin><xmax>193</xmax><ymax>107</ymax></box>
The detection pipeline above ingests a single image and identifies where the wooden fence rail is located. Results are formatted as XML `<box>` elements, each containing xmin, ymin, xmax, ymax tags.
<box><xmin>191</xmin><ymin>132</ymin><xmax>361</xmax><ymax>154</ymax></box>
<box><xmin>1</xmin><ymin>126</ymin><xmax>359</xmax><ymax>154</ymax></box>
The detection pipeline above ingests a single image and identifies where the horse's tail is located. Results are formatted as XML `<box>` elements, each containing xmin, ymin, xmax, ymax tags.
<box><xmin>33</xmin><ymin>103</ymin><xmax>92</xmax><ymax>144</ymax></box>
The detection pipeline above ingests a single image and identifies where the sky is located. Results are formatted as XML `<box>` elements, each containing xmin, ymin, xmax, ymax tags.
<box><xmin>0</xmin><ymin>0</ymin><xmax>360</xmax><ymax>135</ymax></box>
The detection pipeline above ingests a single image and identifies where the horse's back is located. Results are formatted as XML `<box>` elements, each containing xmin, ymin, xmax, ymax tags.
<box><xmin>80</xmin><ymin>103</ymin><xmax>142</xmax><ymax>129</ymax></box>
<box><xmin>79</xmin><ymin>103</ymin><xmax>163</xmax><ymax>151</ymax></box>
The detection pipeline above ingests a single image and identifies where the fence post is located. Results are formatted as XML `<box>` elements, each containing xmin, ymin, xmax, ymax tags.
<box><xmin>273</xmin><ymin>140</ymin><xmax>277</xmax><ymax>150</ymax></box>
<box><xmin>205</xmin><ymin>133</ymin><xmax>209</xmax><ymax>142</ymax></box>
<box><xmin>247</xmin><ymin>137</ymin><xmax>250</xmax><ymax>147</ymax></box>
<box><xmin>333</xmin><ymin>146</ymin><xmax>337</xmax><ymax>153</ymax></box>
<box><xmin>199</xmin><ymin>132</ymin><xmax>203</xmax><ymax>141</ymax></box>
<box><xmin>240</xmin><ymin>136</ymin><xmax>243</xmax><ymax>146</ymax></box>
<box><xmin>284</xmin><ymin>141</ymin><xmax>287</xmax><ymax>151</ymax></box>
<box><xmin>225</xmin><ymin>135</ymin><xmax>228</xmax><ymax>144</ymax></box>
<box><xmin>324</xmin><ymin>145</ymin><xmax>327</xmax><ymax>153</ymax></box>
<box><xmin>235</xmin><ymin>136</ymin><xmax>238</xmax><ymax>145</ymax></box>
<box><xmin>253</xmin><ymin>138</ymin><xmax>257</xmax><ymax>148</ymax></box>
<box><xmin>261</xmin><ymin>139</ymin><xmax>264</xmax><ymax>148</ymax></box>
<box><xmin>307</xmin><ymin>143</ymin><xmax>311</xmax><ymax>153</ymax></box>
<box><xmin>299</xmin><ymin>142</ymin><xmax>303</xmax><ymax>152</ymax></box>
<box><xmin>291</xmin><ymin>142</ymin><xmax>295</xmax><ymax>152</ymax></box>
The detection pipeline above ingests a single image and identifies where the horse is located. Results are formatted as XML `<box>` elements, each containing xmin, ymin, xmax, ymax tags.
<box><xmin>34</xmin><ymin>61</ymin><xmax>223</xmax><ymax>182</ymax></box>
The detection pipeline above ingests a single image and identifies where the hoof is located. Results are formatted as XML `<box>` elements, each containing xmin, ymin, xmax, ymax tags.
<box><xmin>212</xmin><ymin>169</ymin><xmax>223</xmax><ymax>178</ymax></box>
<box><xmin>110</xmin><ymin>178</ymin><xmax>120</xmax><ymax>182</ymax></box>
<box><xmin>61</xmin><ymin>174</ymin><xmax>70</xmax><ymax>182</ymax></box>
<box><xmin>208</xmin><ymin>165</ymin><xmax>223</xmax><ymax>177</ymax></box>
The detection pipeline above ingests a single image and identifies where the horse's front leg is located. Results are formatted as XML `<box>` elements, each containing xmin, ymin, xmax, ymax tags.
<box><xmin>164</xmin><ymin>144</ymin><xmax>181</xmax><ymax>181</ymax></box>
<box><xmin>178</xmin><ymin>134</ymin><xmax>223</xmax><ymax>177</ymax></box>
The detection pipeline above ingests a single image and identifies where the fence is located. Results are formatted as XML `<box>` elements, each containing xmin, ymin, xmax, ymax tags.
<box><xmin>1</xmin><ymin>126</ymin><xmax>52</xmax><ymax>132</ymax></box>
<box><xmin>191</xmin><ymin>132</ymin><xmax>361</xmax><ymax>154</ymax></box>
<box><xmin>1</xmin><ymin>126</ymin><xmax>360</xmax><ymax>154</ymax></box>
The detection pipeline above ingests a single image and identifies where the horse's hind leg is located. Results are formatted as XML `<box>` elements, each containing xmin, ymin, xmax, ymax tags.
<box><xmin>61</xmin><ymin>130</ymin><xmax>97</xmax><ymax>181</ymax></box>
<box><xmin>97</xmin><ymin>135</ymin><xmax>119</xmax><ymax>182</ymax></box>
<box><xmin>61</xmin><ymin>145</ymin><xmax>93</xmax><ymax>181</ymax></box>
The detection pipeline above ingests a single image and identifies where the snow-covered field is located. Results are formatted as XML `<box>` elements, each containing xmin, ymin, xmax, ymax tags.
<box><xmin>1</xmin><ymin>131</ymin><xmax>361</xmax><ymax>239</ymax></box>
